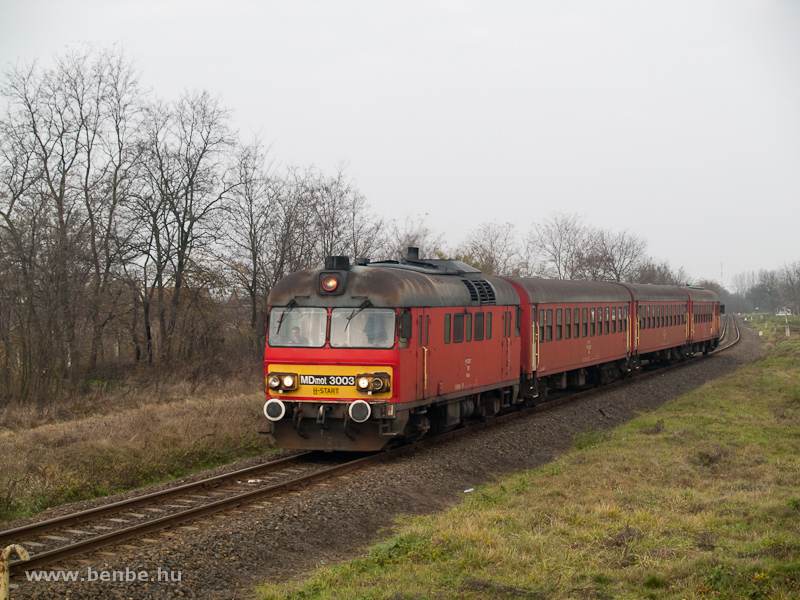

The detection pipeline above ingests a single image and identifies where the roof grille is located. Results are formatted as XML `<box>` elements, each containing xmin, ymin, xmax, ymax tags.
<box><xmin>461</xmin><ymin>279</ymin><xmax>496</xmax><ymax>305</ymax></box>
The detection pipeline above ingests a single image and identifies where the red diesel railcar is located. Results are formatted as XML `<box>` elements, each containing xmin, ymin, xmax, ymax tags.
<box><xmin>262</xmin><ymin>250</ymin><xmax>722</xmax><ymax>451</ymax></box>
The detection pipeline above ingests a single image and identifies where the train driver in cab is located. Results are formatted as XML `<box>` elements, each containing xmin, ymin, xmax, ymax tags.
<box><xmin>287</xmin><ymin>326</ymin><xmax>309</xmax><ymax>346</ymax></box>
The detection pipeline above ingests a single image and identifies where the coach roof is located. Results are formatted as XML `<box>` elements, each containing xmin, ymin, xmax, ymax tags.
<box><xmin>617</xmin><ymin>283</ymin><xmax>691</xmax><ymax>302</ymax></box>
<box><xmin>505</xmin><ymin>278</ymin><xmax>631</xmax><ymax>304</ymax></box>
<box><xmin>682</xmin><ymin>286</ymin><xmax>720</xmax><ymax>303</ymax></box>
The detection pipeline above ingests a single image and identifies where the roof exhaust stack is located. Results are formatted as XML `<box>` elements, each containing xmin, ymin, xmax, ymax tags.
<box><xmin>324</xmin><ymin>256</ymin><xmax>351</xmax><ymax>270</ymax></box>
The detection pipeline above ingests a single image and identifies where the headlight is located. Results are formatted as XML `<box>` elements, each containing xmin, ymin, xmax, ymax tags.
<box><xmin>267</xmin><ymin>372</ymin><xmax>298</xmax><ymax>391</ymax></box>
<box><xmin>355</xmin><ymin>372</ymin><xmax>391</xmax><ymax>394</ymax></box>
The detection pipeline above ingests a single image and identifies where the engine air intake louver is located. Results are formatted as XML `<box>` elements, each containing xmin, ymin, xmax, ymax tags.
<box><xmin>461</xmin><ymin>279</ymin><xmax>496</xmax><ymax>305</ymax></box>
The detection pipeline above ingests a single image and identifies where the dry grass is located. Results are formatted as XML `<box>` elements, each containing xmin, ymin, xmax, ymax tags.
<box><xmin>0</xmin><ymin>358</ymin><xmax>276</xmax><ymax>521</ymax></box>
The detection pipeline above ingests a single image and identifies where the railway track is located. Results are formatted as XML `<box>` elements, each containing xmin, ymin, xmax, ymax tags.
<box><xmin>2</xmin><ymin>452</ymin><xmax>357</xmax><ymax>575</ymax></box>
<box><xmin>5</xmin><ymin>315</ymin><xmax>740</xmax><ymax>576</ymax></box>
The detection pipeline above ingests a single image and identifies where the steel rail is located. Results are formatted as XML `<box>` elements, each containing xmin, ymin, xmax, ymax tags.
<box><xmin>9</xmin><ymin>452</ymin><xmax>376</xmax><ymax>575</ymax></box>
<box><xmin>0</xmin><ymin>452</ymin><xmax>311</xmax><ymax>549</ymax></box>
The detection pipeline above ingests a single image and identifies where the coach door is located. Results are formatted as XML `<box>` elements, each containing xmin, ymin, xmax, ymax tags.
<box><xmin>415</xmin><ymin>309</ymin><xmax>430</xmax><ymax>399</ymax></box>
<box><xmin>501</xmin><ymin>308</ymin><xmax>514</xmax><ymax>380</ymax></box>
<box><xmin>532</xmin><ymin>305</ymin><xmax>539</xmax><ymax>372</ymax></box>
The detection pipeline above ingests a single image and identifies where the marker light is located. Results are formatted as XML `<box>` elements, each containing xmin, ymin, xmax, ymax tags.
<box><xmin>349</xmin><ymin>400</ymin><xmax>371</xmax><ymax>423</ymax></box>
<box><xmin>357</xmin><ymin>377</ymin><xmax>370</xmax><ymax>390</ymax></box>
<box><xmin>282</xmin><ymin>375</ymin><xmax>296</xmax><ymax>388</ymax></box>
<box><xmin>268</xmin><ymin>375</ymin><xmax>281</xmax><ymax>389</ymax></box>
<box><xmin>263</xmin><ymin>399</ymin><xmax>286</xmax><ymax>421</ymax></box>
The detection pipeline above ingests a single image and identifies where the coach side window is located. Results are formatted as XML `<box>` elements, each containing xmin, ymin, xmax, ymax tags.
<box><xmin>445</xmin><ymin>314</ymin><xmax>451</xmax><ymax>344</ymax></box>
<box><xmin>556</xmin><ymin>308</ymin><xmax>562</xmax><ymax>341</ymax></box>
<box><xmin>590</xmin><ymin>308</ymin><xmax>596</xmax><ymax>336</ymax></box>
<box><xmin>486</xmin><ymin>312</ymin><xmax>493</xmax><ymax>339</ymax></box>
<box><xmin>565</xmin><ymin>307</ymin><xmax>571</xmax><ymax>340</ymax></box>
<box><xmin>539</xmin><ymin>309</ymin><xmax>545</xmax><ymax>343</ymax></box>
<box><xmin>574</xmin><ymin>308</ymin><xmax>580</xmax><ymax>338</ymax></box>
<box><xmin>611</xmin><ymin>307</ymin><xmax>616</xmax><ymax>334</ymax></box>
<box><xmin>582</xmin><ymin>307</ymin><xmax>588</xmax><ymax>337</ymax></box>
<box><xmin>604</xmin><ymin>307</ymin><xmax>610</xmax><ymax>334</ymax></box>
<box><xmin>546</xmin><ymin>308</ymin><xmax>553</xmax><ymax>341</ymax></box>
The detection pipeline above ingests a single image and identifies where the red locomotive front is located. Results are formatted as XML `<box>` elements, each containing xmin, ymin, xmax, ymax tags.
<box><xmin>262</xmin><ymin>252</ymin><xmax>522</xmax><ymax>451</ymax></box>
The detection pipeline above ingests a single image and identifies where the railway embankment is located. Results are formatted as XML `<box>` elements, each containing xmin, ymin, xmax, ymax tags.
<box><xmin>259</xmin><ymin>317</ymin><xmax>799</xmax><ymax>600</ymax></box>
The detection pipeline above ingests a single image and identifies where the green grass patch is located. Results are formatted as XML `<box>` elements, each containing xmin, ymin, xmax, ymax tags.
<box><xmin>258</xmin><ymin>328</ymin><xmax>800</xmax><ymax>600</ymax></box>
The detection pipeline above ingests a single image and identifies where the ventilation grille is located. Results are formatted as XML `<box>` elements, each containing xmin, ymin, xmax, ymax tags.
<box><xmin>461</xmin><ymin>279</ymin><xmax>496</xmax><ymax>305</ymax></box>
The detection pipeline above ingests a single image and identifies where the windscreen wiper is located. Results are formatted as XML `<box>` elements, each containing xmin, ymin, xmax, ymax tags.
<box><xmin>344</xmin><ymin>300</ymin><xmax>373</xmax><ymax>331</ymax></box>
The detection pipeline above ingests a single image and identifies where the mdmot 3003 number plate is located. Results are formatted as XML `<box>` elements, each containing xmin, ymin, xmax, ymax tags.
<box><xmin>299</xmin><ymin>375</ymin><xmax>356</xmax><ymax>386</ymax></box>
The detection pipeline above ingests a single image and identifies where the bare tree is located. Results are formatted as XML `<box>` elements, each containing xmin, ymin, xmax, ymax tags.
<box><xmin>779</xmin><ymin>262</ymin><xmax>800</xmax><ymax>315</ymax></box>
<box><xmin>136</xmin><ymin>90</ymin><xmax>235</xmax><ymax>361</ymax></box>
<box><xmin>379</xmin><ymin>213</ymin><xmax>445</xmax><ymax>261</ymax></box>
<box><xmin>223</xmin><ymin>136</ymin><xmax>275</xmax><ymax>347</ymax></box>
<box><xmin>530</xmin><ymin>212</ymin><xmax>588</xmax><ymax>280</ymax></box>
<box><xmin>632</xmin><ymin>258</ymin><xmax>688</xmax><ymax>286</ymax></box>
<box><xmin>593</xmin><ymin>228</ymin><xmax>647</xmax><ymax>282</ymax></box>
<box><xmin>306</xmin><ymin>164</ymin><xmax>383</xmax><ymax>263</ymax></box>
<box><xmin>454</xmin><ymin>222</ymin><xmax>525</xmax><ymax>276</ymax></box>
<box><xmin>0</xmin><ymin>46</ymin><xmax>143</xmax><ymax>395</ymax></box>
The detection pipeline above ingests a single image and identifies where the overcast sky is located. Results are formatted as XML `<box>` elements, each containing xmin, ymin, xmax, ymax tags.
<box><xmin>2</xmin><ymin>0</ymin><xmax>798</xmax><ymax>285</ymax></box>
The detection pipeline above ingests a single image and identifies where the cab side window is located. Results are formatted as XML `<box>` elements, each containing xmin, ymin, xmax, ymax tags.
<box><xmin>453</xmin><ymin>313</ymin><xmax>464</xmax><ymax>343</ymax></box>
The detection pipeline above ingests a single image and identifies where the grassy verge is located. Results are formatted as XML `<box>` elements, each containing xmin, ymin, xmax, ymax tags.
<box><xmin>258</xmin><ymin>321</ymin><xmax>800</xmax><ymax>600</ymax></box>
<box><xmin>0</xmin><ymin>360</ymin><xmax>276</xmax><ymax>522</ymax></box>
